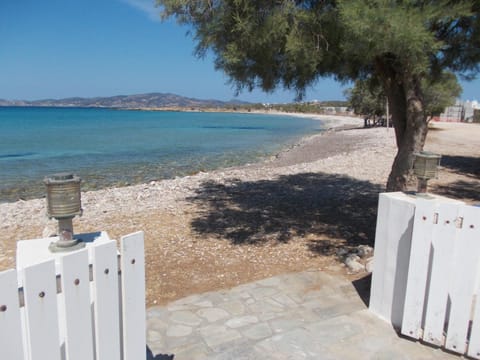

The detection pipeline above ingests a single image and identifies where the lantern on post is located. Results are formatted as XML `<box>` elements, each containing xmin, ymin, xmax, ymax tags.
<box><xmin>44</xmin><ymin>173</ymin><xmax>84</xmax><ymax>252</ymax></box>
<box><xmin>412</xmin><ymin>151</ymin><xmax>441</xmax><ymax>193</ymax></box>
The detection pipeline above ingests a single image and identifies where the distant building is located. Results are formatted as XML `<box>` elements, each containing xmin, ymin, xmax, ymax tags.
<box><xmin>464</xmin><ymin>100</ymin><xmax>480</xmax><ymax>122</ymax></box>
<box><xmin>437</xmin><ymin>100</ymin><xmax>480</xmax><ymax>122</ymax></box>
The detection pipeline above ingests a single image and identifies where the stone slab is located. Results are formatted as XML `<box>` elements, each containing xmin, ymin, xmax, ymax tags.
<box><xmin>146</xmin><ymin>271</ymin><xmax>461</xmax><ymax>359</ymax></box>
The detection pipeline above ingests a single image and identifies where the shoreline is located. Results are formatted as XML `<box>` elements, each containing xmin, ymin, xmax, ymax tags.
<box><xmin>0</xmin><ymin>114</ymin><xmax>389</xmax><ymax>263</ymax></box>
<box><xmin>0</xmin><ymin>112</ymin><xmax>361</xmax><ymax>204</ymax></box>
<box><xmin>0</xmin><ymin>116</ymin><xmax>398</xmax><ymax>305</ymax></box>
<box><xmin>1</xmin><ymin>117</ymin><xmax>478</xmax><ymax>306</ymax></box>
<box><xmin>0</xmin><ymin>114</ymin><xmax>365</xmax><ymax>207</ymax></box>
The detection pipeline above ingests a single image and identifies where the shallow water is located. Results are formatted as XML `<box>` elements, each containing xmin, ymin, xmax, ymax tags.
<box><xmin>0</xmin><ymin>107</ymin><xmax>324</xmax><ymax>202</ymax></box>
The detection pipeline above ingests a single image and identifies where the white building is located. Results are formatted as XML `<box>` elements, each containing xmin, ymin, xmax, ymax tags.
<box><xmin>439</xmin><ymin>99</ymin><xmax>479</xmax><ymax>122</ymax></box>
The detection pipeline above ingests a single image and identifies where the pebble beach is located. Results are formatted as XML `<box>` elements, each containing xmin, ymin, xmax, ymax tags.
<box><xmin>1</xmin><ymin>114</ymin><xmax>478</xmax><ymax>306</ymax></box>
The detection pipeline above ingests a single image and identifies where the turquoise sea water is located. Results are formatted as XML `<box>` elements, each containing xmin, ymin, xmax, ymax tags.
<box><xmin>0</xmin><ymin>107</ymin><xmax>325</xmax><ymax>202</ymax></box>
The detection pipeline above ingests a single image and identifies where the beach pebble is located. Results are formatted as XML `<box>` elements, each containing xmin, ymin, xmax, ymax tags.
<box><xmin>344</xmin><ymin>254</ymin><xmax>365</xmax><ymax>273</ymax></box>
<box><xmin>336</xmin><ymin>248</ymin><xmax>349</xmax><ymax>257</ymax></box>
<box><xmin>356</xmin><ymin>245</ymin><xmax>373</xmax><ymax>258</ymax></box>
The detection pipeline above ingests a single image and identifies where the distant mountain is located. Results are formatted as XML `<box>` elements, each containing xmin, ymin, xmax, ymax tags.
<box><xmin>0</xmin><ymin>93</ymin><xmax>251</xmax><ymax>109</ymax></box>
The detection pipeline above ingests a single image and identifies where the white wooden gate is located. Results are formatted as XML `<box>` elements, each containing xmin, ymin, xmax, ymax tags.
<box><xmin>370</xmin><ymin>193</ymin><xmax>480</xmax><ymax>358</ymax></box>
<box><xmin>0</xmin><ymin>231</ymin><xmax>145</xmax><ymax>360</ymax></box>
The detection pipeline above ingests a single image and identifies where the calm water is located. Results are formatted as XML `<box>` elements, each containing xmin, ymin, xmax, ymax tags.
<box><xmin>0</xmin><ymin>107</ymin><xmax>325</xmax><ymax>202</ymax></box>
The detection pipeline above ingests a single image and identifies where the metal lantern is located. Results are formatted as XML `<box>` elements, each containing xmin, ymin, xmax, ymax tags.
<box><xmin>44</xmin><ymin>173</ymin><xmax>84</xmax><ymax>252</ymax></box>
<box><xmin>413</xmin><ymin>151</ymin><xmax>441</xmax><ymax>193</ymax></box>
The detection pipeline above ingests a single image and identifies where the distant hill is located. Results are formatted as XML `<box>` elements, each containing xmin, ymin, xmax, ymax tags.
<box><xmin>0</xmin><ymin>93</ymin><xmax>251</xmax><ymax>109</ymax></box>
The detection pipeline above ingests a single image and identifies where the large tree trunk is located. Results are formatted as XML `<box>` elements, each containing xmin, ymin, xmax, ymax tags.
<box><xmin>376</xmin><ymin>56</ymin><xmax>429</xmax><ymax>191</ymax></box>
<box><xmin>385</xmin><ymin>74</ymin><xmax>428</xmax><ymax>191</ymax></box>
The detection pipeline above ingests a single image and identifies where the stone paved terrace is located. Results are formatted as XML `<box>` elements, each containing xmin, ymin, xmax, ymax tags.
<box><xmin>146</xmin><ymin>270</ymin><xmax>460</xmax><ymax>359</ymax></box>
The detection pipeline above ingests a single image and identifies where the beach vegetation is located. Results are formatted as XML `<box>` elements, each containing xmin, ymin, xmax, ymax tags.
<box><xmin>421</xmin><ymin>72</ymin><xmax>463</xmax><ymax>120</ymax></box>
<box><xmin>345</xmin><ymin>79</ymin><xmax>386</xmax><ymax>120</ymax></box>
<box><xmin>265</xmin><ymin>101</ymin><xmax>349</xmax><ymax>114</ymax></box>
<box><xmin>157</xmin><ymin>0</ymin><xmax>480</xmax><ymax>191</ymax></box>
<box><xmin>346</xmin><ymin>71</ymin><xmax>462</xmax><ymax>123</ymax></box>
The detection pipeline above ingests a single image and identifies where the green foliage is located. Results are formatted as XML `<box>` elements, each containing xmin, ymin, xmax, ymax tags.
<box><xmin>158</xmin><ymin>0</ymin><xmax>343</xmax><ymax>98</ymax></box>
<box><xmin>347</xmin><ymin>71</ymin><xmax>462</xmax><ymax>118</ymax></box>
<box><xmin>338</xmin><ymin>1</ymin><xmax>473</xmax><ymax>77</ymax></box>
<box><xmin>229</xmin><ymin>101</ymin><xmax>349</xmax><ymax>114</ymax></box>
<box><xmin>422</xmin><ymin>72</ymin><xmax>463</xmax><ymax>117</ymax></box>
<box><xmin>345</xmin><ymin>80</ymin><xmax>386</xmax><ymax>117</ymax></box>
<box><xmin>268</xmin><ymin>101</ymin><xmax>349</xmax><ymax>114</ymax></box>
<box><xmin>157</xmin><ymin>0</ymin><xmax>479</xmax><ymax>98</ymax></box>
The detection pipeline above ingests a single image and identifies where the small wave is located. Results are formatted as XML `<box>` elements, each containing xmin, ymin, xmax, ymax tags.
<box><xmin>0</xmin><ymin>152</ymin><xmax>36</xmax><ymax>159</ymax></box>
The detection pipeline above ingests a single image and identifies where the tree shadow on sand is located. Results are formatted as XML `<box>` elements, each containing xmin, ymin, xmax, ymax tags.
<box><xmin>440</xmin><ymin>155</ymin><xmax>480</xmax><ymax>178</ymax></box>
<box><xmin>432</xmin><ymin>180</ymin><xmax>480</xmax><ymax>203</ymax></box>
<box><xmin>429</xmin><ymin>155</ymin><xmax>480</xmax><ymax>203</ymax></box>
<box><xmin>187</xmin><ymin>172</ymin><xmax>383</xmax><ymax>254</ymax></box>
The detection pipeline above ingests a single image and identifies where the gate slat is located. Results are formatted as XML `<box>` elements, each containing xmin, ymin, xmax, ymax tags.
<box><xmin>401</xmin><ymin>198</ymin><xmax>437</xmax><ymax>339</ymax></box>
<box><xmin>469</xmin><ymin>292</ymin><xmax>480</xmax><ymax>360</ymax></box>
<box><xmin>370</xmin><ymin>193</ymin><xmax>415</xmax><ymax>328</ymax></box>
<box><xmin>466</xmin><ymin>206</ymin><xmax>480</xmax><ymax>359</ymax></box>
<box><xmin>422</xmin><ymin>202</ymin><xmax>459</xmax><ymax>346</ymax></box>
<box><xmin>386</xmin><ymin>195</ymin><xmax>415</xmax><ymax>329</ymax></box>
<box><xmin>92</xmin><ymin>240</ymin><xmax>121</xmax><ymax>360</ymax></box>
<box><xmin>446</xmin><ymin>205</ymin><xmax>480</xmax><ymax>354</ymax></box>
<box><xmin>0</xmin><ymin>269</ymin><xmax>26</xmax><ymax>360</ymax></box>
<box><xmin>120</xmin><ymin>231</ymin><xmax>145</xmax><ymax>360</ymax></box>
<box><xmin>22</xmin><ymin>260</ymin><xmax>61</xmax><ymax>360</ymax></box>
<box><xmin>60</xmin><ymin>249</ymin><xmax>94</xmax><ymax>360</ymax></box>
<box><xmin>369</xmin><ymin>193</ymin><xmax>391</xmax><ymax>319</ymax></box>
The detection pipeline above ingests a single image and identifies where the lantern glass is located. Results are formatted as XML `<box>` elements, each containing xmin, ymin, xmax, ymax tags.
<box><xmin>44</xmin><ymin>173</ymin><xmax>84</xmax><ymax>252</ymax></box>
<box><xmin>44</xmin><ymin>173</ymin><xmax>82</xmax><ymax>219</ymax></box>
<box><xmin>413</xmin><ymin>152</ymin><xmax>441</xmax><ymax>180</ymax></box>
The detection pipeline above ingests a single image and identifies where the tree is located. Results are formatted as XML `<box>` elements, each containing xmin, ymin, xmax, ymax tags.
<box><xmin>157</xmin><ymin>0</ymin><xmax>480</xmax><ymax>191</ymax></box>
<box><xmin>422</xmin><ymin>72</ymin><xmax>463</xmax><ymax>120</ymax></box>
<box><xmin>346</xmin><ymin>71</ymin><xmax>462</xmax><ymax>126</ymax></box>
<box><xmin>345</xmin><ymin>79</ymin><xmax>386</xmax><ymax>120</ymax></box>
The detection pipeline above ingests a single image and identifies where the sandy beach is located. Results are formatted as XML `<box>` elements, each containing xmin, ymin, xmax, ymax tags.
<box><xmin>1</xmin><ymin>114</ymin><xmax>478</xmax><ymax>306</ymax></box>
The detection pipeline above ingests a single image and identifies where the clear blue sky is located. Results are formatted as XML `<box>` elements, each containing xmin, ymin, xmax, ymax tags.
<box><xmin>1</xmin><ymin>0</ymin><xmax>478</xmax><ymax>103</ymax></box>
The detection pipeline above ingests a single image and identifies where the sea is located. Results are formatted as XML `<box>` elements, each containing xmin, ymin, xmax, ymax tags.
<box><xmin>0</xmin><ymin>107</ymin><xmax>325</xmax><ymax>202</ymax></box>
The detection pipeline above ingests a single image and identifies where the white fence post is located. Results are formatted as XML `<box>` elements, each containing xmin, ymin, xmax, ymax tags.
<box><xmin>60</xmin><ymin>249</ymin><xmax>95</xmax><ymax>360</ymax></box>
<box><xmin>92</xmin><ymin>240</ymin><xmax>121</xmax><ymax>360</ymax></box>
<box><xmin>22</xmin><ymin>259</ymin><xmax>62</xmax><ymax>360</ymax></box>
<box><xmin>445</xmin><ymin>205</ymin><xmax>480</xmax><ymax>353</ymax></box>
<box><xmin>0</xmin><ymin>230</ymin><xmax>146</xmax><ymax>360</ymax></box>
<box><xmin>120</xmin><ymin>231</ymin><xmax>146</xmax><ymax>360</ymax></box>
<box><xmin>369</xmin><ymin>192</ymin><xmax>416</xmax><ymax>328</ymax></box>
<box><xmin>0</xmin><ymin>269</ymin><xmax>26</xmax><ymax>360</ymax></box>
<box><xmin>400</xmin><ymin>197</ymin><xmax>437</xmax><ymax>339</ymax></box>
<box><xmin>422</xmin><ymin>202</ymin><xmax>460</xmax><ymax>346</ymax></box>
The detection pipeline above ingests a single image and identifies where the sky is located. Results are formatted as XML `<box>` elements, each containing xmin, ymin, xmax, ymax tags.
<box><xmin>0</xmin><ymin>0</ymin><xmax>478</xmax><ymax>104</ymax></box>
